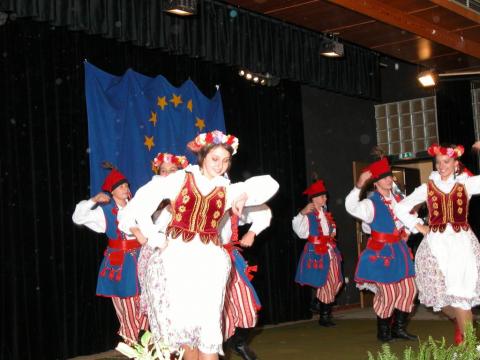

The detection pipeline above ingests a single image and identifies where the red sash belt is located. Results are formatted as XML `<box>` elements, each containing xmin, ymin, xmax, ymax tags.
<box><xmin>371</xmin><ymin>231</ymin><xmax>401</xmax><ymax>243</ymax></box>
<box><xmin>308</xmin><ymin>235</ymin><xmax>334</xmax><ymax>245</ymax></box>
<box><xmin>307</xmin><ymin>235</ymin><xmax>334</xmax><ymax>255</ymax></box>
<box><xmin>367</xmin><ymin>231</ymin><xmax>401</xmax><ymax>251</ymax></box>
<box><xmin>108</xmin><ymin>239</ymin><xmax>141</xmax><ymax>251</ymax></box>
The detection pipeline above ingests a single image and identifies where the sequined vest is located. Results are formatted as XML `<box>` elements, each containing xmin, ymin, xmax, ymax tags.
<box><xmin>427</xmin><ymin>180</ymin><xmax>469</xmax><ymax>233</ymax></box>
<box><xmin>166</xmin><ymin>172</ymin><xmax>226</xmax><ymax>245</ymax></box>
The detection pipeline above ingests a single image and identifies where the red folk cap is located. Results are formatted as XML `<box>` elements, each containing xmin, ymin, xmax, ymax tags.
<box><xmin>363</xmin><ymin>157</ymin><xmax>392</xmax><ymax>180</ymax></box>
<box><xmin>303</xmin><ymin>180</ymin><xmax>327</xmax><ymax>198</ymax></box>
<box><xmin>101</xmin><ymin>168</ymin><xmax>128</xmax><ymax>193</ymax></box>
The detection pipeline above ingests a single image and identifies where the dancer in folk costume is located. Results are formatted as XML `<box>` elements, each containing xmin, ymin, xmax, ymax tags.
<box><xmin>395</xmin><ymin>143</ymin><xmax>480</xmax><ymax>345</ymax></box>
<box><xmin>118</xmin><ymin>130</ymin><xmax>279</xmax><ymax>360</ymax></box>
<box><xmin>345</xmin><ymin>158</ymin><xmax>417</xmax><ymax>342</ymax></box>
<box><xmin>293</xmin><ymin>180</ymin><xmax>343</xmax><ymax>327</ymax></box>
<box><xmin>133</xmin><ymin>152</ymin><xmax>189</xmax><ymax>316</ymax></box>
<box><xmin>219</xmin><ymin>205</ymin><xmax>272</xmax><ymax>360</ymax></box>
<box><xmin>72</xmin><ymin>164</ymin><xmax>148</xmax><ymax>344</ymax></box>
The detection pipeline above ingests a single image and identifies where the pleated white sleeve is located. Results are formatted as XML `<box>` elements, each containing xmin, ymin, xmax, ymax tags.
<box><xmin>225</xmin><ymin>175</ymin><xmax>279</xmax><ymax>210</ymax></box>
<box><xmin>219</xmin><ymin>205</ymin><xmax>272</xmax><ymax>243</ymax></box>
<box><xmin>117</xmin><ymin>171</ymin><xmax>185</xmax><ymax>244</ymax></box>
<box><xmin>148</xmin><ymin>209</ymin><xmax>172</xmax><ymax>248</ymax></box>
<box><xmin>465</xmin><ymin>175</ymin><xmax>480</xmax><ymax>196</ymax></box>
<box><xmin>344</xmin><ymin>187</ymin><xmax>375</xmax><ymax>224</ymax></box>
<box><xmin>240</xmin><ymin>204</ymin><xmax>272</xmax><ymax>235</ymax></box>
<box><xmin>393</xmin><ymin>184</ymin><xmax>427</xmax><ymax>232</ymax></box>
<box><xmin>291</xmin><ymin>213</ymin><xmax>309</xmax><ymax>239</ymax></box>
<box><xmin>72</xmin><ymin>199</ymin><xmax>106</xmax><ymax>233</ymax></box>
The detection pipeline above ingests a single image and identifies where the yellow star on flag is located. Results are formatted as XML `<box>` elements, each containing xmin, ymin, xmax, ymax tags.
<box><xmin>170</xmin><ymin>93</ymin><xmax>183</xmax><ymax>108</ymax></box>
<box><xmin>195</xmin><ymin>117</ymin><xmax>206</xmax><ymax>131</ymax></box>
<box><xmin>187</xmin><ymin>99</ymin><xmax>193</xmax><ymax>112</ymax></box>
<box><xmin>144</xmin><ymin>135</ymin><xmax>155</xmax><ymax>151</ymax></box>
<box><xmin>149</xmin><ymin>111</ymin><xmax>157</xmax><ymax>126</ymax></box>
<box><xmin>157</xmin><ymin>96</ymin><xmax>168</xmax><ymax>111</ymax></box>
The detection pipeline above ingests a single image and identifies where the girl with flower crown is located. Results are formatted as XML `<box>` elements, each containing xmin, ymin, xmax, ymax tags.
<box><xmin>394</xmin><ymin>143</ymin><xmax>480</xmax><ymax>345</ymax></box>
<box><xmin>118</xmin><ymin>130</ymin><xmax>279</xmax><ymax>360</ymax></box>
<box><xmin>132</xmin><ymin>152</ymin><xmax>190</xmax><ymax>316</ymax></box>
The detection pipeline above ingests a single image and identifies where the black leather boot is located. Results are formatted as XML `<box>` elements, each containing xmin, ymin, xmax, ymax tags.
<box><xmin>227</xmin><ymin>327</ymin><xmax>258</xmax><ymax>360</ymax></box>
<box><xmin>318</xmin><ymin>302</ymin><xmax>336</xmax><ymax>327</ymax></box>
<box><xmin>310</xmin><ymin>297</ymin><xmax>322</xmax><ymax>314</ymax></box>
<box><xmin>377</xmin><ymin>316</ymin><xmax>393</xmax><ymax>342</ymax></box>
<box><xmin>391</xmin><ymin>309</ymin><xmax>417</xmax><ymax>341</ymax></box>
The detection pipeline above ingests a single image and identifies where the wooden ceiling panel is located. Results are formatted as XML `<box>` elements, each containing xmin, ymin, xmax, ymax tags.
<box><xmin>224</xmin><ymin>0</ymin><xmax>480</xmax><ymax>72</ymax></box>
<box><xmin>410</xmin><ymin>6</ymin><xmax>478</xmax><ymax>31</ymax></box>
<box><xmin>374</xmin><ymin>38</ymin><xmax>456</xmax><ymax>63</ymax></box>
<box><xmin>257</xmin><ymin>1</ymin><xmax>372</xmax><ymax>31</ymax></box>
<box><xmin>456</xmin><ymin>26</ymin><xmax>480</xmax><ymax>40</ymax></box>
<box><xmin>328</xmin><ymin>0</ymin><xmax>480</xmax><ymax>57</ymax></box>
<box><xmin>420</xmin><ymin>52</ymin><xmax>480</xmax><ymax>72</ymax></box>
<box><xmin>339</xmin><ymin>22</ymin><xmax>419</xmax><ymax>48</ymax></box>
<box><xmin>429</xmin><ymin>0</ymin><xmax>480</xmax><ymax>24</ymax></box>
<box><xmin>224</xmin><ymin>0</ymin><xmax>288</xmax><ymax>13</ymax></box>
<box><xmin>380</xmin><ymin>0</ymin><xmax>437</xmax><ymax>13</ymax></box>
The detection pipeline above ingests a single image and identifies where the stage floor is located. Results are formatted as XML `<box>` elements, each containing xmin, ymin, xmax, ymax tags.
<box><xmin>71</xmin><ymin>305</ymin><xmax>474</xmax><ymax>360</ymax></box>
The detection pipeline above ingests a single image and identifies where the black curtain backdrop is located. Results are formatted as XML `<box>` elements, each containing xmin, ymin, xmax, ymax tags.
<box><xmin>301</xmin><ymin>85</ymin><xmax>377</xmax><ymax>307</ymax></box>
<box><xmin>436</xmin><ymin>80</ymin><xmax>477</xmax><ymax>171</ymax></box>
<box><xmin>435</xmin><ymin>80</ymin><xmax>480</xmax><ymax>237</ymax></box>
<box><xmin>0</xmin><ymin>0</ymin><xmax>380</xmax><ymax>100</ymax></box>
<box><xmin>1</xmin><ymin>19</ymin><xmax>311</xmax><ymax>359</ymax></box>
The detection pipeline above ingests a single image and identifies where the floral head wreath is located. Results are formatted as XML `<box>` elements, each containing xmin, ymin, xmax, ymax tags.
<box><xmin>427</xmin><ymin>143</ymin><xmax>464</xmax><ymax>159</ymax></box>
<box><xmin>151</xmin><ymin>152</ymin><xmax>189</xmax><ymax>174</ymax></box>
<box><xmin>188</xmin><ymin>130</ymin><xmax>239</xmax><ymax>155</ymax></box>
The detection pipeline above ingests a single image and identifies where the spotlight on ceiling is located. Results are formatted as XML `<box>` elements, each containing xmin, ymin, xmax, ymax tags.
<box><xmin>164</xmin><ymin>0</ymin><xmax>198</xmax><ymax>16</ymax></box>
<box><xmin>320</xmin><ymin>38</ymin><xmax>344</xmax><ymax>58</ymax></box>
<box><xmin>237</xmin><ymin>69</ymin><xmax>280</xmax><ymax>87</ymax></box>
<box><xmin>417</xmin><ymin>70</ymin><xmax>437</xmax><ymax>87</ymax></box>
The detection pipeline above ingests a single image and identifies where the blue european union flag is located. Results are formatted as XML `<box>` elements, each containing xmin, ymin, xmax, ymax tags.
<box><xmin>84</xmin><ymin>62</ymin><xmax>226</xmax><ymax>196</ymax></box>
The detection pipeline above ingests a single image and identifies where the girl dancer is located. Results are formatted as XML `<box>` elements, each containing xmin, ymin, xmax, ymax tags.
<box><xmin>118</xmin><ymin>131</ymin><xmax>279</xmax><ymax>360</ymax></box>
<box><xmin>395</xmin><ymin>144</ymin><xmax>480</xmax><ymax>344</ymax></box>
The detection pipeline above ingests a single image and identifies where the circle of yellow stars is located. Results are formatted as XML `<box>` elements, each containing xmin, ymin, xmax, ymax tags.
<box><xmin>143</xmin><ymin>93</ymin><xmax>206</xmax><ymax>151</ymax></box>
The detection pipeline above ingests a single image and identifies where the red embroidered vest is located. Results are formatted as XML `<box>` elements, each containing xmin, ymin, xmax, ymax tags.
<box><xmin>426</xmin><ymin>180</ymin><xmax>469</xmax><ymax>233</ymax></box>
<box><xmin>166</xmin><ymin>172</ymin><xmax>226</xmax><ymax>245</ymax></box>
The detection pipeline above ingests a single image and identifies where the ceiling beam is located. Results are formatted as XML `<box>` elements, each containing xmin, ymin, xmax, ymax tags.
<box><xmin>327</xmin><ymin>0</ymin><xmax>480</xmax><ymax>59</ymax></box>
<box><xmin>429</xmin><ymin>0</ymin><xmax>480</xmax><ymax>24</ymax></box>
<box><xmin>369</xmin><ymin>24</ymin><xmax>479</xmax><ymax>50</ymax></box>
<box><xmin>264</xmin><ymin>0</ymin><xmax>320</xmax><ymax>15</ymax></box>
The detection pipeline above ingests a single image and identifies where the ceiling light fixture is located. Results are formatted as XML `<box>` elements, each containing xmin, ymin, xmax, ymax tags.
<box><xmin>237</xmin><ymin>68</ymin><xmax>280</xmax><ymax>87</ymax></box>
<box><xmin>164</xmin><ymin>0</ymin><xmax>198</xmax><ymax>16</ymax></box>
<box><xmin>320</xmin><ymin>38</ymin><xmax>344</xmax><ymax>58</ymax></box>
<box><xmin>417</xmin><ymin>70</ymin><xmax>437</xmax><ymax>87</ymax></box>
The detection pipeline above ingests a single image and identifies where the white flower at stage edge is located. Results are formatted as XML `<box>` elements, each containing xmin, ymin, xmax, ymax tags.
<box><xmin>115</xmin><ymin>330</ymin><xmax>184</xmax><ymax>360</ymax></box>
